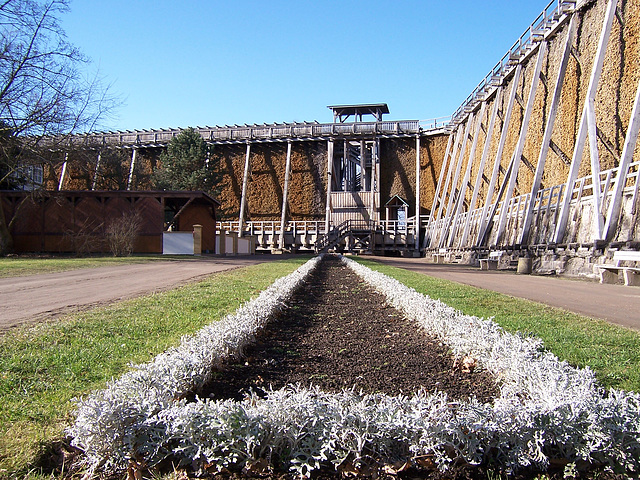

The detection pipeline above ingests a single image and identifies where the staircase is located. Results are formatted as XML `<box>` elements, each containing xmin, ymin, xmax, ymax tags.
<box><xmin>315</xmin><ymin>220</ymin><xmax>375</xmax><ymax>253</ymax></box>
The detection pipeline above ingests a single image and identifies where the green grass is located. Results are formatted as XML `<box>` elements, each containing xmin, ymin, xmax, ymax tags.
<box><xmin>0</xmin><ymin>255</ymin><xmax>168</xmax><ymax>278</ymax></box>
<box><xmin>355</xmin><ymin>257</ymin><xmax>640</xmax><ymax>393</ymax></box>
<box><xmin>0</xmin><ymin>256</ymin><xmax>309</xmax><ymax>477</ymax></box>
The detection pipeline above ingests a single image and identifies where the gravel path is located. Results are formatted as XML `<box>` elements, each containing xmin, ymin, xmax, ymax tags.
<box><xmin>0</xmin><ymin>256</ymin><xmax>282</xmax><ymax>331</ymax></box>
<box><xmin>370</xmin><ymin>256</ymin><xmax>640</xmax><ymax>330</ymax></box>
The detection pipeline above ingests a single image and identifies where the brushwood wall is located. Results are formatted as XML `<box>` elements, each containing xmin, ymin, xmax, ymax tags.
<box><xmin>210</xmin><ymin>136</ymin><xmax>449</xmax><ymax>222</ymax></box>
<box><xmin>427</xmin><ymin>0</ymin><xmax>640</xmax><ymax>257</ymax></box>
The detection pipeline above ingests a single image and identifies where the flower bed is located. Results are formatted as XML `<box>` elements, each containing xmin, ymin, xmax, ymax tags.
<box><xmin>68</xmin><ymin>255</ymin><xmax>640</xmax><ymax>477</ymax></box>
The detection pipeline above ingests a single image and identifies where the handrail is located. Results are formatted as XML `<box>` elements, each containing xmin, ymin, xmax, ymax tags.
<box><xmin>426</xmin><ymin>159</ymin><xmax>638</xmax><ymax>248</ymax></box>
<box><xmin>314</xmin><ymin>219</ymin><xmax>376</xmax><ymax>252</ymax></box>
<box><xmin>419</xmin><ymin>117</ymin><xmax>452</xmax><ymax>131</ymax></box>
<box><xmin>48</xmin><ymin>120</ymin><xmax>422</xmax><ymax>148</ymax></box>
<box><xmin>450</xmin><ymin>0</ymin><xmax>575</xmax><ymax>126</ymax></box>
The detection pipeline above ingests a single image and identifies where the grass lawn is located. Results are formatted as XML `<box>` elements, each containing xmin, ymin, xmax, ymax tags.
<box><xmin>0</xmin><ymin>257</ymin><xmax>310</xmax><ymax>477</ymax></box>
<box><xmin>1</xmin><ymin>254</ymin><xmax>639</xmax><ymax>478</ymax></box>
<box><xmin>0</xmin><ymin>255</ymin><xmax>168</xmax><ymax>278</ymax></box>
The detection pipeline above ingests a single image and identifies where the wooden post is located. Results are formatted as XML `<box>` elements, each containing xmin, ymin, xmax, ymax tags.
<box><xmin>449</xmin><ymin>102</ymin><xmax>487</xmax><ymax>247</ymax></box>
<box><xmin>461</xmin><ymin>87</ymin><xmax>502</xmax><ymax>247</ymax></box>
<box><xmin>494</xmin><ymin>41</ymin><xmax>547</xmax><ymax>246</ymax></box>
<box><xmin>428</xmin><ymin>132</ymin><xmax>453</xmax><ymax>219</ymax></box>
<box><xmin>127</xmin><ymin>148</ymin><xmax>137</xmax><ymax>191</ymax></box>
<box><xmin>433</xmin><ymin>126</ymin><xmax>463</xmax><ymax>234</ymax></box>
<box><xmin>587</xmin><ymin>99</ymin><xmax>605</xmax><ymax>239</ymax></box>
<box><xmin>373</xmin><ymin>139</ymin><xmax>380</xmax><ymax>222</ymax></box>
<box><xmin>553</xmin><ymin>0</ymin><xmax>618</xmax><ymax>244</ymax></box>
<box><xmin>439</xmin><ymin>112</ymin><xmax>475</xmax><ymax>248</ymax></box>
<box><xmin>360</xmin><ymin>140</ymin><xmax>367</xmax><ymax>191</ymax></box>
<box><xmin>476</xmin><ymin>64</ymin><xmax>523</xmax><ymax>247</ymax></box>
<box><xmin>58</xmin><ymin>152</ymin><xmax>68</xmax><ymax>191</ymax></box>
<box><xmin>478</xmin><ymin>158</ymin><xmax>516</xmax><ymax>247</ymax></box>
<box><xmin>92</xmin><ymin>152</ymin><xmax>101</xmax><ymax>191</ymax></box>
<box><xmin>415</xmin><ymin>135</ymin><xmax>421</xmax><ymax>250</ymax></box>
<box><xmin>436</xmin><ymin>125</ymin><xmax>464</xmax><ymax>225</ymax></box>
<box><xmin>279</xmin><ymin>141</ymin><xmax>293</xmax><ymax>250</ymax></box>
<box><xmin>520</xmin><ymin>15</ymin><xmax>576</xmax><ymax>245</ymax></box>
<box><xmin>344</xmin><ymin>139</ymin><xmax>350</xmax><ymax>190</ymax></box>
<box><xmin>325</xmin><ymin>140</ymin><xmax>334</xmax><ymax>232</ymax></box>
<box><xmin>193</xmin><ymin>224</ymin><xmax>202</xmax><ymax>256</ymax></box>
<box><xmin>238</xmin><ymin>142</ymin><xmax>252</xmax><ymax>238</ymax></box>
<box><xmin>603</xmin><ymin>75</ymin><xmax>640</xmax><ymax>240</ymax></box>
<box><xmin>365</xmin><ymin>142</ymin><xmax>372</xmax><ymax>191</ymax></box>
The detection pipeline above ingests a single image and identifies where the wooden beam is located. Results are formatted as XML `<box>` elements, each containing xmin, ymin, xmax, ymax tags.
<box><xmin>428</xmin><ymin>132</ymin><xmax>453</xmax><ymax>219</ymax></box>
<box><xmin>279</xmin><ymin>141</ymin><xmax>293</xmax><ymax>250</ymax></box>
<box><xmin>366</xmin><ymin>142</ymin><xmax>372</xmax><ymax>191</ymax></box>
<box><xmin>415</xmin><ymin>135</ymin><xmax>421</xmax><ymax>250</ymax></box>
<box><xmin>434</xmin><ymin>126</ymin><xmax>463</xmax><ymax>225</ymax></box>
<box><xmin>92</xmin><ymin>152</ymin><xmax>101</xmax><ymax>191</ymax></box>
<box><xmin>374</xmin><ymin>139</ymin><xmax>380</xmax><ymax>222</ymax></box>
<box><xmin>127</xmin><ymin>148</ymin><xmax>137</xmax><ymax>191</ymax></box>
<box><xmin>461</xmin><ymin>87</ymin><xmax>503</xmax><ymax>247</ymax></box>
<box><xmin>476</xmin><ymin>64</ymin><xmax>523</xmax><ymax>247</ymax></box>
<box><xmin>477</xmin><ymin>157</ymin><xmax>516</xmax><ymax>247</ymax></box>
<box><xmin>325</xmin><ymin>140</ymin><xmax>334</xmax><ymax>231</ymax></box>
<box><xmin>553</xmin><ymin>0</ymin><xmax>618</xmax><ymax>244</ymax></box>
<box><xmin>169</xmin><ymin>197</ymin><xmax>195</xmax><ymax>228</ymax></box>
<box><xmin>439</xmin><ymin>113</ymin><xmax>475</xmax><ymax>248</ymax></box>
<box><xmin>424</xmin><ymin>132</ymin><xmax>454</xmax><ymax>249</ymax></box>
<box><xmin>238</xmin><ymin>142</ymin><xmax>252</xmax><ymax>237</ymax></box>
<box><xmin>58</xmin><ymin>153</ymin><xmax>68</xmax><ymax>191</ymax></box>
<box><xmin>494</xmin><ymin>41</ymin><xmax>548</xmax><ymax>246</ymax></box>
<box><xmin>360</xmin><ymin>140</ymin><xmax>367</xmax><ymax>192</ymax></box>
<box><xmin>520</xmin><ymin>14</ymin><xmax>576</xmax><ymax>245</ymax></box>
<box><xmin>344</xmin><ymin>139</ymin><xmax>349</xmax><ymax>190</ymax></box>
<box><xmin>586</xmin><ymin>100</ymin><xmax>604</xmax><ymax>239</ymax></box>
<box><xmin>603</xmin><ymin>75</ymin><xmax>640</xmax><ymax>240</ymax></box>
<box><xmin>449</xmin><ymin>102</ymin><xmax>487</xmax><ymax>247</ymax></box>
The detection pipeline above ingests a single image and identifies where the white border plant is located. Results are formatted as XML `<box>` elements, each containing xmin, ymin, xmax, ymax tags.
<box><xmin>68</xmin><ymin>255</ymin><xmax>640</xmax><ymax>477</ymax></box>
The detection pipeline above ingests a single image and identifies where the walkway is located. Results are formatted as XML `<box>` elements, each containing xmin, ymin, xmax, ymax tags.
<box><xmin>0</xmin><ymin>256</ymin><xmax>286</xmax><ymax>331</ymax></box>
<box><xmin>369</xmin><ymin>256</ymin><xmax>640</xmax><ymax>331</ymax></box>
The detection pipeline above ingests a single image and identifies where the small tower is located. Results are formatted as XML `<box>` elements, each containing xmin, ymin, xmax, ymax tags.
<box><xmin>325</xmin><ymin>104</ymin><xmax>389</xmax><ymax>228</ymax></box>
<box><xmin>328</xmin><ymin>103</ymin><xmax>390</xmax><ymax>123</ymax></box>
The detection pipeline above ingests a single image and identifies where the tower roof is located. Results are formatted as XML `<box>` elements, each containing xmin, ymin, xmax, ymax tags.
<box><xmin>327</xmin><ymin>103</ymin><xmax>390</xmax><ymax>122</ymax></box>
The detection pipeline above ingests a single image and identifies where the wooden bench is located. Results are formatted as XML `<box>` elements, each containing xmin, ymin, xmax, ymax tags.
<box><xmin>479</xmin><ymin>250</ymin><xmax>502</xmax><ymax>270</ymax></box>
<box><xmin>597</xmin><ymin>250</ymin><xmax>640</xmax><ymax>286</ymax></box>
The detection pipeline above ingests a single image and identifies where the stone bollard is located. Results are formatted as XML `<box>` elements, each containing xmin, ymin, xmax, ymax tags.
<box><xmin>517</xmin><ymin>257</ymin><xmax>532</xmax><ymax>274</ymax></box>
<box><xmin>193</xmin><ymin>224</ymin><xmax>202</xmax><ymax>256</ymax></box>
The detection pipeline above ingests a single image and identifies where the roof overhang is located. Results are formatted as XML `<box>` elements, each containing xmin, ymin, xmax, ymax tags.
<box><xmin>0</xmin><ymin>189</ymin><xmax>221</xmax><ymax>207</ymax></box>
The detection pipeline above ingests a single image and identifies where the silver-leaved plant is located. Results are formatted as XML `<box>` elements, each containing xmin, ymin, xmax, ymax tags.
<box><xmin>67</xmin><ymin>255</ymin><xmax>640</xmax><ymax>477</ymax></box>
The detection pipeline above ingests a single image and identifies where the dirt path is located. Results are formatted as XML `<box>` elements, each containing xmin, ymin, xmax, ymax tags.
<box><xmin>201</xmin><ymin>256</ymin><xmax>498</xmax><ymax>403</ymax></box>
<box><xmin>0</xmin><ymin>256</ymin><xmax>281</xmax><ymax>331</ymax></box>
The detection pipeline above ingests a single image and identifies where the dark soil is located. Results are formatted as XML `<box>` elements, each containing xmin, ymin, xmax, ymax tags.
<box><xmin>199</xmin><ymin>255</ymin><xmax>498</xmax><ymax>402</ymax></box>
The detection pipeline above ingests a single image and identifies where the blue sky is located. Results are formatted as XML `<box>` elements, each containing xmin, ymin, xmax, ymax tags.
<box><xmin>62</xmin><ymin>1</ymin><xmax>547</xmax><ymax>131</ymax></box>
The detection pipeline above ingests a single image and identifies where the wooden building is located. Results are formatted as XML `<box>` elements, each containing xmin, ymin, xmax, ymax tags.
<box><xmin>0</xmin><ymin>190</ymin><xmax>219</xmax><ymax>254</ymax></box>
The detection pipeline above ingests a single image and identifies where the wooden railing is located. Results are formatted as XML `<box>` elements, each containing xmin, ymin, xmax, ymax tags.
<box><xmin>218</xmin><ymin>220</ymin><xmax>329</xmax><ymax>236</ymax></box>
<box><xmin>427</xmin><ymin>160</ymin><xmax>639</xmax><ymax>249</ymax></box>
<box><xmin>330</xmin><ymin>191</ymin><xmax>373</xmax><ymax>208</ymax></box>
<box><xmin>56</xmin><ymin>120</ymin><xmax>423</xmax><ymax>148</ymax></box>
<box><xmin>450</xmin><ymin>0</ymin><xmax>576</xmax><ymax>125</ymax></box>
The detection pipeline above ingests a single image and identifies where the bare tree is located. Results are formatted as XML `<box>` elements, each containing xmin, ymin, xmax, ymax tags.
<box><xmin>0</xmin><ymin>0</ymin><xmax>119</xmax><ymax>254</ymax></box>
